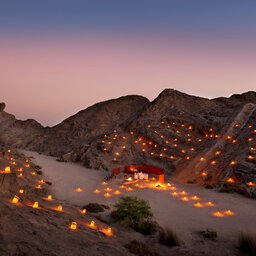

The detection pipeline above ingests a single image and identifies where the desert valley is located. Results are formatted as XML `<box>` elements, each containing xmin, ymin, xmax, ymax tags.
<box><xmin>1</xmin><ymin>89</ymin><xmax>256</xmax><ymax>256</ymax></box>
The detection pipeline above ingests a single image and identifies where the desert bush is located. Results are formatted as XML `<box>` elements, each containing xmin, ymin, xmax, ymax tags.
<box><xmin>134</xmin><ymin>220</ymin><xmax>158</xmax><ymax>236</ymax></box>
<box><xmin>101</xmin><ymin>204</ymin><xmax>110</xmax><ymax>210</ymax></box>
<box><xmin>199</xmin><ymin>229</ymin><xmax>217</xmax><ymax>240</ymax></box>
<box><xmin>159</xmin><ymin>227</ymin><xmax>180</xmax><ymax>247</ymax></box>
<box><xmin>238</xmin><ymin>232</ymin><xmax>256</xmax><ymax>255</ymax></box>
<box><xmin>45</xmin><ymin>181</ymin><xmax>52</xmax><ymax>186</ymax></box>
<box><xmin>125</xmin><ymin>240</ymin><xmax>159</xmax><ymax>256</ymax></box>
<box><xmin>111</xmin><ymin>196</ymin><xmax>153</xmax><ymax>227</ymax></box>
<box><xmin>36</xmin><ymin>170</ymin><xmax>43</xmax><ymax>175</ymax></box>
<box><xmin>82</xmin><ymin>203</ymin><xmax>105</xmax><ymax>213</ymax></box>
<box><xmin>34</xmin><ymin>165</ymin><xmax>42</xmax><ymax>170</ymax></box>
<box><xmin>187</xmin><ymin>179</ymin><xmax>196</xmax><ymax>184</ymax></box>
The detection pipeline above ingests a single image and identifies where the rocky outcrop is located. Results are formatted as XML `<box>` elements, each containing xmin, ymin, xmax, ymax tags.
<box><xmin>0</xmin><ymin>89</ymin><xmax>255</xmax><ymax>198</ymax></box>
<box><xmin>0</xmin><ymin>102</ymin><xmax>5</xmax><ymax>112</ymax></box>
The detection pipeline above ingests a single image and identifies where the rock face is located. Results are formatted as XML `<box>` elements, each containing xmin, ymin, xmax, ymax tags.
<box><xmin>0</xmin><ymin>89</ymin><xmax>256</xmax><ymax>198</ymax></box>
<box><xmin>0</xmin><ymin>103</ymin><xmax>5</xmax><ymax>112</ymax></box>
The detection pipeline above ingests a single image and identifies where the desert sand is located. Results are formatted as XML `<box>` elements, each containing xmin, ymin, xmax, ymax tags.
<box><xmin>21</xmin><ymin>150</ymin><xmax>256</xmax><ymax>254</ymax></box>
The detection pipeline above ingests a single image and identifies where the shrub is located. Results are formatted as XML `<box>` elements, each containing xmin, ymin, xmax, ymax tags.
<box><xmin>34</xmin><ymin>165</ymin><xmax>41</xmax><ymax>170</ymax></box>
<box><xmin>187</xmin><ymin>179</ymin><xmax>196</xmax><ymax>184</ymax></box>
<box><xmin>36</xmin><ymin>170</ymin><xmax>43</xmax><ymax>175</ymax></box>
<box><xmin>159</xmin><ymin>228</ymin><xmax>180</xmax><ymax>247</ymax></box>
<box><xmin>101</xmin><ymin>204</ymin><xmax>110</xmax><ymax>210</ymax></box>
<box><xmin>82</xmin><ymin>203</ymin><xmax>104</xmax><ymax>213</ymax></box>
<box><xmin>45</xmin><ymin>181</ymin><xmax>52</xmax><ymax>186</ymax></box>
<box><xmin>125</xmin><ymin>240</ymin><xmax>159</xmax><ymax>256</ymax></box>
<box><xmin>199</xmin><ymin>229</ymin><xmax>217</xmax><ymax>240</ymax></box>
<box><xmin>238</xmin><ymin>232</ymin><xmax>256</xmax><ymax>255</ymax></box>
<box><xmin>111</xmin><ymin>196</ymin><xmax>153</xmax><ymax>227</ymax></box>
<box><xmin>134</xmin><ymin>220</ymin><xmax>158</xmax><ymax>236</ymax></box>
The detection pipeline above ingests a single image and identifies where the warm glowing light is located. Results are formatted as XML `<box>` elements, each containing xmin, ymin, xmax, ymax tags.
<box><xmin>105</xmin><ymin>187</ymin><xmax>112</xmax><ymax>191</ymax></box>
<box><xmin>114</xmin><ymin>190</ymin><xmax>121</xmax><ymax>195</ymax></box>
<box><xmin>93</xmin><ymin>189</ymin><xmax>100</xmax><ymax>194</ymax></box>
<box><xmin>212</xmin><ymin>212</ymin><xmax>224</xmax><ymax>217</ymax></box>
<box><xmin>57</xmin><ymin>205</ymin><xmax>63</xmax><ymax>211</ymax></box>
<box><xmin>8</xmin><ymin>149</ymin><xmax>11</xmax><ymax>153</ymax></box>
<box><xmin>227</xmin><ymin>178</ymin><xmax>234</xmax><ymax>183</ymax></box>
<box><xmin>81</xmin><ymin>209</ymin><xmax>86</xmax><ymax>214</ymax></box>
<box><xmin>205</xmin><ymin>202</ymin><xmax>214</xmax><ymax>206</ymax></box>
<box><xmin>122</xmin><ymin>146</ymin><xmax>126</xmax><ymax>149</ymax></box>
<box><xmin>201</xmin><ymin>172</ymin><xmax>207</xmax><ymax>176</ymax></box>
<box><xmin>76</xmin><ymin>188</ymin><xmax>83</xmax><ymax>192</ymax></box>
<box><xmin>19</xmin><ymin>189</ymin><xmax>24</xmax><ymax>194</ymax></box>
<box><xmin>211</xmin><ymin>161</ymin><xmax>216</xmax><ymax>165</ymax></box>
<box><xmin>167</xmin><ymin>183</ymin><xmax>171</xmax><ymax>187</ymax></box>
<box><xmin>248</xmin><ymin>155</ymin><xmax>254</xmax><ymax>159</ymax></box>
<box><xmin>38</xmin><ymin>179</ymin><xmax>44</xmax><ymax>183</ymax></box>
<box><xmin>89</xmin><ymin>221</ymin><xmax>95</xmax><ymax>228</ymax></box>
<box><xmin>181</xmin><ymin>197</ymin><xmax>189</xmax><ymax>201</ymax></box>
<box><xmin>170</xmin><ymin>186</ymin><xmax>176</xmax><ymax>190</ymax></box>
<box><xmin>115</xmin><ymin>152</ymin><xmax>120</xmax><ymax>156</ymax></box>
<box><xmin>127</xmin><ymin>177</ymin><xmax>132</xmax><ymax>181</ymax></box>
<box><xmin>31</xmin><ymin>172</ymin><xmax>36</xmax><ymax>175</ymax></box>
<box><xmin>171</xmin><ymin>192</ymin><xmax>178</xmax><ymax>196</ymax></box>
<box><xmin>12</xmin><ymin>195</ymin><xmax>19</xmax><ymax>204</ymax></box>
<box><xmin>224</xmin><ymin>210</ymin><xmax>235</xmax><ymax>216</ymax></box>
<box><xmin>18</xmin><ymin>173</ymin><xmax>23</xmax><ymax>177</ymax></box>
<box><xmin>4</xmin><ymin>166</ymin><xmax>11</xmax><ymax>173</ymax></box>
<box><xmin>226</xmin><ymin>136</ymin><xmax>232</xmax><ymax>140</ymax></box>
<box><xmin>101</xmin><ymin>181</ymin><xmax>107</xmax><ymax>185</ymax></box>
<box><xmin>180</xmin><ymin>191</ymin><xmax>187</xmax><ymax>195</ymax></box>
<box><xmin>215</xmin><ymin>151</ymin><xmax>221</xmax><ymax>155</ymax></box>
<box><xmin>126</xmin><ymin>187</ymin><xmax>133</xmax><ymax>191</ymax></box>
<box><xmin>247</xmin><ymin>182</ymin><xmax>255</xmax><ymax>186</ymax></box>
<box><xmin>47</xmin><ymin>195</ymin><xmax>53</xmax><ymax>200</ymax></box>
<box><xmin>18</xmin><ymin>168</ymin><xmax>23</xmax><ymax>172</ymax></box>
<box><xmin>229</xmin><ymin>161</ymin><xmax>237</xmax><ymax>165</ymax></box>
<box><xmin>33</xmin><ymin>202</ymin><xmax>39</xmax><ymax>208</ymax></box>
<box><xmin>70</xmin><ymin>222</ymin><xmax>77</xmax><ymax>230</ymax></box>
<box><xmin>248</xmin><ymin>138</ymin><xmax>253</xmax><ymax>142</ymax></box>
<box><xmin>104</xmin><ymin>193</ymin><xmax>111</xmax><ymax>197</ymax></box>
<box><xmin>191</xmin><ymin>196</ymin><xmax>199</xmax><ymax>200</ymax></box>
<box><xmin>11</xmin><ymin>161</ymin><xmax>16</xmax><ymax>165</ymax></box>
<box><xmin>36</xmin><ymin>185</ymin><xmax>42</xmax><ymax>189</ymax></box>
<box><xmin>194</xmin><ymin>203</ymin><xmax>203</xmax><ymax>208</ymax></box>
<box><xmin>25</xmin><ymin>164</ymin><xmax>30</xmax><ymax>167</ymax></box>
<box><xmin>119</xmin><ymin>185</ymin><xmax>125</xmax><ymax>189</ymax></box>
<box><xmin>232</xmin><ymin>139</ymin><xmax>237</xmax><ymax>143</ymax></box>
<box><xmin>200</xmin><ymin>157</ymin><xmax>205</xmax><ymax>161</ymax></box>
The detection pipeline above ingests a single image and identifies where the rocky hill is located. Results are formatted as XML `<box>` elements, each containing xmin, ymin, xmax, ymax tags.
<box><xmin>0</xmin><ymin>89</ymin><xmax>256</xmax><ymax>198</ymax></box>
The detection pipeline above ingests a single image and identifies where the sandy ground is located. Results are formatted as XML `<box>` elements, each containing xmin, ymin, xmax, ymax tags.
<box><xmin>21</xmin><ymin>150</ymin><xmax>256</xmax><ymax>253</ymax></box>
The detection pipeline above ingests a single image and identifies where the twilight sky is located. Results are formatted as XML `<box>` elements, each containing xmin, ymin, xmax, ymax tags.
<box><xmin>1</xmin><ymin>1</ymin><xmax>256</xmax><ymax>126</ymax></box>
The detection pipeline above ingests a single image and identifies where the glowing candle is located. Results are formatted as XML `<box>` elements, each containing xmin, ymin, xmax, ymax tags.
<box><xmin>33</xmin><ymin>202</ymin><xmax>39</xmax><ymax>208</ymax></box>
<box><xmin>12</xmin><ymin>195</ymin><xmax>19</xmax><ymax>204</ymax></box>
<box><xmin>70</xmin><ymin>222</ymin><xmax>77</xmax><ymax>230</ymax></box>
<box><xmin>4</xmin><ymin>166</ymin><xmax>11</xmax><ymax>173</ymax></box>
<box><xmin>205</xmin><ymin>202</ymin><xmax>214</xmax><ymax>206</ymax></box>
<box><xmin>212</xmin><ymin>212</ymin><xmax>224</xmax><ymax>217</ymax></box>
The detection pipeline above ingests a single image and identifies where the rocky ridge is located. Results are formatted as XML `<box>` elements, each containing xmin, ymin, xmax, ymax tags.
<box><xmin>0</xmin><ymin>89</ymin><xmax>256</xmax><ymax>198</ymax></box>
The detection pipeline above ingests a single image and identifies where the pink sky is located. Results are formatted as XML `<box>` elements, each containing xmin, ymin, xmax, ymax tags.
<box><xmin>1</xmin><ymin>34</ymin><xmax>256</xmax><ymax>126</ymax></box>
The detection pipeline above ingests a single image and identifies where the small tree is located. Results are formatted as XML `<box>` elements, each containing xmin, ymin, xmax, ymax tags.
<box><xmin>112</xmin><ymin>196</ymin><xmax>153</xmax><ymax>228</ymax></box>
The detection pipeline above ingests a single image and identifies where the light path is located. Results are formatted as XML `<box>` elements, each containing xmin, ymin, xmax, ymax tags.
<box><xmin>21</xmin><ymin>150</ymin><xmax>256</xmax><ymax>247</ymax></box>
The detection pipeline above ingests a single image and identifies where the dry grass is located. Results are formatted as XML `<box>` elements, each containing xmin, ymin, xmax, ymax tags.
<box><xmin>159</xmin><ymin>227</ymin><xmax>180</xmax><ymax>247</ymax></box>
<box><xmin>238</xmin><ymin>232</ymin><xmax>256</xmax><ymax>255</ymax></box>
